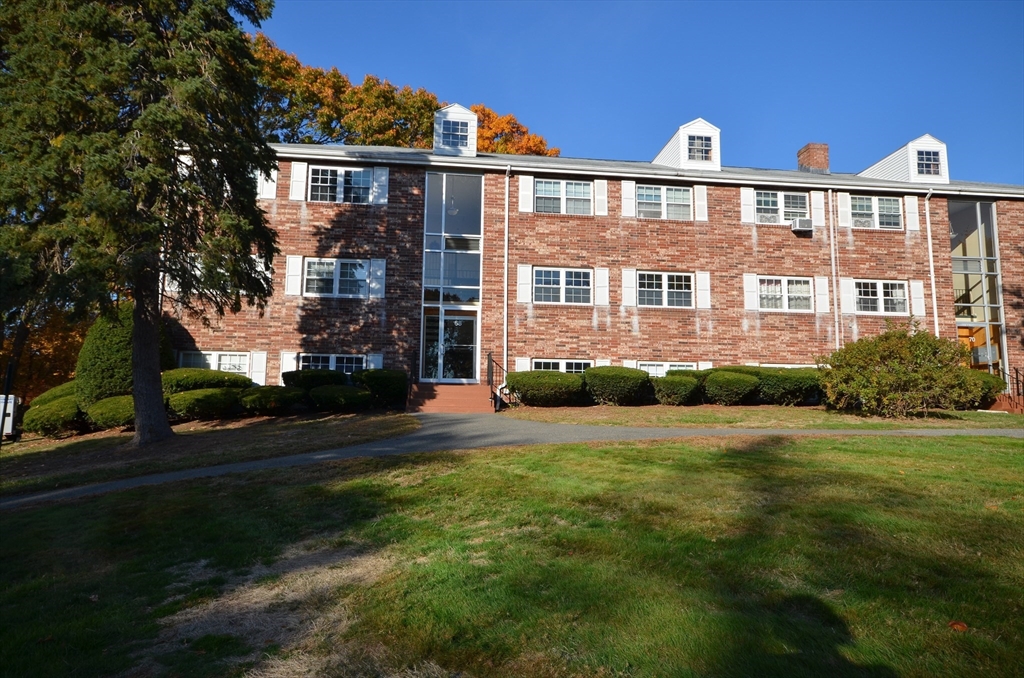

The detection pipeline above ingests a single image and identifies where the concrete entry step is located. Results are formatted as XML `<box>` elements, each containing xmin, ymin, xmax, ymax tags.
<box><xmin>407</xmin><ymin>383</ymin><xmax>495</xmax><ymax>414</ymax></box>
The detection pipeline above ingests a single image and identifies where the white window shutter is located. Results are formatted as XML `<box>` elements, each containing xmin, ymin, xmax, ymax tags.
<box><xmin>696</xmin><ymin>271</ymin><xmax>712</xmax><ymax>309</ymax></box>
<box><xmin>596</xmin><ymin>359</ymin><xmax>611</xmax><ymax>367</ymax></box>
<box><xmin>595</xmin><ymin>267</ymin><xmax>610</xmax><ymax>306</ymax></box>
<box><xmin>257</xmin><ymin>170</ymin><xmax>278</xmax><ymax>200</ymax></box>
<box><xmin>367</xmin><ymin>353</ymin><xmax>383</xmax><ymax>370</ymax></box>
<box><xmin>515</xmin><ymin>357</ymin><xmax>530</xmax><ymax>372</ymax></box>
<box><xmin>371</xmin><ymin>167</ymin><xmax>389</xmax><ymax>205</ymax></box>
<box><xmin>743</xmin><ymin>273</ymin><xmax>759</xmax><ymax>310</ymax></box>
<box><xmin>622</xmin><ymin>360</ymin><xmax>638</xmax><ymax>369</ymax></box>
<box><xmin>814</xmin><ymin>276</ymin><xmax>830</xmax><ymax>314</ymax></box>
<box><xmin>904</xmin><ymin>196</ymin><xmax>920</xmax><ymax>231</ymax></box>
<box><xmin>518</xmin><ymin>175</ymin><xmax>534</xmax><ymax>213</ymax></box>
<box><xmin>517</xmin><ymin>264</ymin><xmax>533</xmax><ymax>303</ymax></box>
<box><xmin>910</xmin><ymin>280</ymin><xmax>926</xmax><ymax>318</ymax></box>
<box><xmin>694</xmin><ymin>185</ymin><xmax>708</xmax><ymax>221</ymax></box>
<box><xmin>840</xmin><ymin>278</ymin><xmax>855</xmax><ymax>313</ymax></box>
<box><xmin>280</xmin><ymin>351</ymin><xmax>298</xmax><ymax>381</ymax></box>
<box><xmin>288</xmin><ymin>161</ymin><xmax>307</xmax><ymax>201</ymax></box>
<box><xmin>285</xmin><ymin>255</ymin><xmax>303</xmax><ymax>295</ymax></box>
<box><xmin>740</xmin><ymin>187</ymin><xmax>755</xmax><ymax>224</ymax></box>
<box><xmin>249</xmin><ymin>351</ymin><xmax>267</xmax><ymax>385</ymax></box>
<box><xmin>811</xmin><ymin>191</ymin><xmax>825</xmax><ymax>227</ymax></box>
<box><xmin>621</xmin><ymin>268</ymin><xmax>637</xmax><ymax>306</ymax></box>
<box><xmin>369</xmin><ymin>259</ymin><xmax>386</xmax><ymax>299</ymax></box>
<box><xmin>594</xmin><ymin>180</ymin><xmax>608</xmax><ymax>216</ymax></box>
<box><xmin>621</xmin><ymin>180</ymin><xmax>636</xmax><ymax>217</ymax></box>
<box><xmin>837</xmin><ymin>192</ymin><xmax>852</xmax><ymax>228</ymax></box>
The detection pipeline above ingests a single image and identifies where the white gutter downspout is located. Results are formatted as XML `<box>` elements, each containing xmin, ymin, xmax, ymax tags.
<box><xmin>924</xmin><ymin>189</ymin><xmax>940</xmax><ymax>336</ymax></box>
<box><xmin>828</xmin><ymin>190</ymin><xmax>841</xmax><ymax>349</ymax></box>
<box><xmin>503</xmin><ymin>165</ymin><xmax>511</xmax><ymax>372</ymax></box>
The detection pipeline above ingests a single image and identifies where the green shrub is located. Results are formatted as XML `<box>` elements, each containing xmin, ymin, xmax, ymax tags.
<box><xmin>22</xmin><ymin>396</ymin><xmax>84</xmax><ymax>436</ymax></box>
<box><xmin>30</xmin><ymin>380</ymin><xmax>76</xmax><ymax>408</ymax></box>
<box><xmin>239</xmin><ymin>386</ymin><xmax>307</xmax><ymax>415</ymax></box>
<box><xmin>652</xmin><ymin>376</ymin><xmax>700</xmax><ymax>406</ymax></box>
<box><xmin>667</xmin><ymin>369</ymin><xmax>711</xmax><ymax>386</ymax></box>
<box><xmin>506</xmin><ymin>371</ymin><xmax>585</xmax><ymax>407</ymax></box>
<box><xmin>818</xmin><ymin>322</ymin><xmax>983</xmax><ymax>417</ymax></box>
<box><xmin>352</xmin><ymin>369</ymin><xmax>408</xmax><ymax>409</ymax></box>
<box><xmin>963</xmin><ymin>370</ymin><xmax>1007</xmax><ymax>409</ymax></box>
<box><xmin>75</xmin><ymin>305</ymin><xmax>135</xmax><ymax>408</ymax></box>
<box><xmin>161</xmin><ymin>368</ymin><xmax>254</xmax><ymax>395</ymax></box>
<box><xmin>167</xmin><ymin>387</ymin><xmax>242</xmax><ymax>421</ymax></box>
<box><xmin>281</xmin><ymin>369</ymin><xmax>350</xmax><ymax>390</ymax></box>
<box><xmin>308</xmin><ymin>385</ymin><xmax>373</xmax><ymax>413</ymax></box>
<box><xmin>703</xmin><ymin>371</ymin><xmax>759</xmax><ymax>405</ymax></box>
<box><xmin>583</xmin><ymin>366</ymin><xmax>652</xmax><ymax>406</ymax></box>
<box><xmin>86</xmin><ymin>395</ymin><xmax>135</xmax><ymax>430</ymax></box>
<box><xmin>715</xmin><ymin>366</ymin><xmax>822</xmax><ymax>406</ymax></box>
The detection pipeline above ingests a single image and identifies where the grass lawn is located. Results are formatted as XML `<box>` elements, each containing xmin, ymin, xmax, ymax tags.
<box><xmin>1</xmin><ymin>434</ymin><xmax>1022</xmax><ymax>677</ymax></box>
<box><xmin>0</xmin><ymin>412</ymin><xmax>419</xmax><ymax>497</ymax></box>
<box><xmin>501</xmin><ymin>404</ymin><xmax>1024</xmax><ymax>430</ymax></box>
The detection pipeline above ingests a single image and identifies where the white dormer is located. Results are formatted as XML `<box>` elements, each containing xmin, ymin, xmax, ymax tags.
<box><xmin>433</xmin><ymin>103</ymin><xmax>478</xmax><ymax>157</ymax></box>
<box><xmin>858</xmin><ymin>134</ymin><xmax>949</xmax><ymax>184</ymax></box>
<box><xmin>653</xmin><ymin>118</ymin><xmax>721</xmax><ymax>172</ymax></box>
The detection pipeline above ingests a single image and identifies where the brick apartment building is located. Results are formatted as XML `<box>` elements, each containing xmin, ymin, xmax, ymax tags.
<box><xmin>164</xmin><ymin>104</ymin><xmax>1024</xmax><ymax>409</ymax></box>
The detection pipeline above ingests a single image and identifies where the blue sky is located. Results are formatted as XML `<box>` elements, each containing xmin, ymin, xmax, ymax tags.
<box><xmin>254</xmin><ymin>0</ymin><xmax>1024</xmax><ymax>185</ymax></box>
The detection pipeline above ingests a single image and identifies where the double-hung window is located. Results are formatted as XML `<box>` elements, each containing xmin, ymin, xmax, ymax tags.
<box><xmin>532</xmin><ymin>359</ymin><xmax>592</xmax><ymax>374</ymax></box>
<box><xmin>636</xmin><ymin>186</ymin><xmax>692</xmax><ymax>220</ymax></box>
<box><xmin>534</xmin><ymin>179</ymin><xmax>592</xmax><ymax>215</ymax></box>
<box><xmin>637</xmin><ymin>272</ymin><xmax>693</xmax><ymax>308</ymax></box>
<box><xmin>688</xmin><ymin>135</ymin><xmax>712</xmax><ymax>161</ymax></box>
<box><xmin>303</xmin><ymin>258</ymin><xmax>369</xmax><ymax>298</ymax></box>
<box><xmin>441</xmin><ymin>120</ymin><xmax>469</xmax><ymax>148</ymax></box>
<box><xmin>851</xmin><ymin>196</ymin><xmax>902</xmax><ymax>229</ymax></box>
<box><xmin>179</xmin><ymin>351</ymin><xmax>249</xmax><ymax>375</ymax></box>
<box><xmin>308</xmin><ymin>167</ymin><xmax>372</xmax><ymax>204</ymax></box>
<box><xmin>757</xmin><ymin>276</ymin><xmax>813</xmax><ymax>312</ymax></box>
<box><xmin>917</xmin><ymin>150</ymin><xmax>940</xmax><ymax>176</ymax></box>
<box><xmin>755</xmin><ymin>191</ymin><xmax>808</xmax><ymax>224</ymax></box>
<box><xmin>855</xmin><ymin>280</ymin><xmax>907</xmax><ymax>314</ymax></box>
<box><xmin>298</xmin><ymin>354</ymin><xmax>366</xmax><ymax>373</ymax></box>
<box><xmin>533</xmin><ymin>268</ymin><xmax>592</xmax><ymax>304</ymax></box>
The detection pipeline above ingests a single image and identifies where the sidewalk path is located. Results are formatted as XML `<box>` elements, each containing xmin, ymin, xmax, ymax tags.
<box><xmin>3</xmin><ymin>413</ymin><xmax>1021</xmax><ymax>510</ymax></box>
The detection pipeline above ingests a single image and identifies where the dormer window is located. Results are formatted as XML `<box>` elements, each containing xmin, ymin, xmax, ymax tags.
<box><xmin>917</xmin><ymin>150</ymin><xmax>940</xmax><ymax>175</ymax></box>
<box><xmin>442</xmin><ymin>120</ymin><xmax>469</xmax><ymax>149</ymax></box>
<box><xmin>688</xmin><ymin>135</ymin><xmax>712</xmax><ymax>161</ymax></box>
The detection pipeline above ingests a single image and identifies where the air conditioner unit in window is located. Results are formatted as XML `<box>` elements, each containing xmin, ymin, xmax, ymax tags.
<box><xmin>791</xmin><ymin>218</ymin><xmax>814</xmax><ymax>232</ymax></box>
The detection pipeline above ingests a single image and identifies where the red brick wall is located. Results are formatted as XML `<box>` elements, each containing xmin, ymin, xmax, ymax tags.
<box><xmin>997</xmin><ymin>199</ymin><xmax>1024</xmax><ymax>376</ymax></box>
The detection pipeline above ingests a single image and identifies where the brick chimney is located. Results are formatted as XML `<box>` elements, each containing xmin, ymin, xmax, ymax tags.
<box><xmin>797</xmin><ymin>143</ymin><xmax>829</xmax><ymax>174</ymax></box>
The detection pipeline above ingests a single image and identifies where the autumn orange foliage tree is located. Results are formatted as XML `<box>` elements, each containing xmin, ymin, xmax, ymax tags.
<box><xmin>472</xmin><ymin>104</ymin><xmax>559</xmax><ymax>156</ymax></box>
<box><xmin>4</xmin><ymin>306</ymin><xmax>90</xmax><ymax>403</ymax></box>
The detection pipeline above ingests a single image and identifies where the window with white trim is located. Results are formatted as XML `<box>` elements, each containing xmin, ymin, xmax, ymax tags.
<box><xmin>308</xmin><ymin>166</ymin><xmax>372</xmax><ymax>203</ymax></box>
<box><xmin>303</xmin><ymin>258</ymin><xmax>369</xmax><ymax>298</ymax></box>
<box><xmin>917</xmin><ymin>150</ymin><xmax>940</xmax><ymax>176</ymax></box>
<box><xmin>179</xmin><ymin>351</ymin><xmax>250</xmax><ymax>375</ymax></box>
<box><xmin>688</xmin><ymin>135</ymin><xmax>712</xmax><ymax>161</ymax></box>
<box><xmin>637</xmin><ymin>362</ymin><xmax>697</xmax><ymax>378</ymax></box>
<box><xmin>534</xmin><ymin>179</ymin><xmax>592</xmax><ymax>215</ymax></box>
<box><xmin>855</xmin><ymin>280</ymin><xmax>907</xmax><ymax>314</ymax></box>
<box><xmin>637</xmin><ymin>272</ymin><xmax>694</xmax><ymax>308</ymax></box>
<box><xmin>441</xmin><ymin>120</ymin><xmax>469</xmax><ymax>148</ymax></box>
<box><xmin>533</xmin><ymin>268</ymin><xmax>592</xmax><ymax>304</ymax></box>
<box><xmin>756</xmin><ymin>191</ymin><xmax>808</xmax><ymax>224</ymax></box>
<box><xmin>850</xmin><ymin>196</ymin><xmax>902</xmax><ymax>229</ymax></box>
<box><xmin>532</xmin><ymin>359</ymin><xmax>592</xmax><ymax>374</ymax></box>
<box><xmin>758</xmin><ymin>276</ymin><xmax>813</xmax><ymax>312</ymax></box>
<box><xmin>636</xmin><ymin>185</ymin><xmax>692</xmax><ymax>220</ymax></box>
<box><xmin>298</xmin><ymin>353</ymin><xmax>366</xmax><ymax>373</ymax></box>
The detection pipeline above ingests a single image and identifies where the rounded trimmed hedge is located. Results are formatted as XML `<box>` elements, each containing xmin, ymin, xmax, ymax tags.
<box><xmin>583</xmin><ymin>366</ymin><xmax>651</xmax><ymax>406</ymax></box>
<box><xmin>964</xmin><ymin>370</ymin><xmax>1007</xmax><ymax>409</ymax></box>
<box><xmin>86</xmin><ymin>395</ymin><xmax>135</xmax><ymax>430</ymax></box>
<box><xmin>30</xmin><ymin>380</ymin><xmax>77</xmax><ymax>408</ymax></box>
<box><xmin>281</xmin><ymin>369</ymin><xmax>350</xmax><ymax>390</ymax></box>
<box><xmin>239</xmin><ymin>386</ymin><xmax>307</xmax><ymax>415</ymax></box>
<box><xmin>75</xmin><ymin>305</ymin><xmax>135</xmax><ymax>408</ymax></box>
<box><xmin>167</xmin><ymin>387</ymin><xmax>242</xmax><ymax>420</ymax></box>
<box><xmin>652</xmin><ymin>376</ymin><xmax>700</xmax><ymax>406</ymax></box>
<box><xmin>506</xmin><ymin>371</ymin><xmax>584</xmax><ymax>407</ymax></box>
<box><xmin>308</xmin><ymin>385</ymin><xmax>373</xmax><ymax>413</ymax></box>
<box><xmin>703</xmin><ymin>371</ymin><xmax>759</xmax><ymax>406</ymax></box>
<box><xmin>162</xmin><ymin>368</ymin><xmax>254</xmax><ymax>395</ymax></box>
<box><xmin>23</xmin><ymin>396</ymin><xmax>84</xmax><ymax>436</ymax></box>
<box><xmin>352</xmin><ymin>369</ymin><xmax>408</xmax><ymax>410</ymax></box>
<box><xmin>715</xmin><ymin>366</ymin><xmax>822</xmax><ymax>406</ymax></box>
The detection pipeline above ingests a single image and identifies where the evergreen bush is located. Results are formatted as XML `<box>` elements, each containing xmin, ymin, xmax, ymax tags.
<box><xmin>308</xmin><ymin>385</ymin><xmax>373</xmax><ymax>413</ymax></box>
<box><xmin>652</xmin><ymin>376</ymin><xmax>700</xmax><ymax>406</ymax></box>
<box><xmin>962</xmin><ymin>370</ymin><xmax>1006</xmax><ymax>409</ymax></box>
<box><xmin>22</xmin><ymin>396</ymin><xmax>85</xmax><ymax>436</ymax></box>
<box><xmin>583</xmin><ymin>366</ymin><xmax>652</xmax><ymax>405</ymax></box>
<box><xmin>86</xmin><ymin>395</ymin><xmax>136</xmax><ymax>430</ymax></box>
<box><xmin>239</xmin><ymin>386</ymin><xmax>307</xmax><ymax>415</ymax></box>
<box><xmin>74</xmin><ymin>305</ymin><xmax>135</xmax><ymax>408</ymax></box>
<box><xmin>281</xmin><ymin>369</ymin><xmax>350</xmax><ymax>390</ymax></box>
<box><xmin>352</xmin><ymin>369</ymin><xmax>408</xmax><ymax>409</ymax></box>
<box><xmin>30</xmin><ymin>380</ymin><xmax>77</xmax><ymax>408</ymax></box>
<box><xmin>758</xmin><ymin>368</ymin><xmax>821</xmax><ymax>405</ymax></box>
<box><xmin>505</xmin><ymin>371</ymin><xmax>584</xmax><ymax>407</ymax></box>
<box><xmin>167</xmin><ymin>387</ymin><xmax>242</xmax><ymax>420</ymax></box>
<box><xmin>703</xmin><ymin>371</ymin><xmax>759</xmax><ymax>405</ymax></box>
<box><xmin>161</xmin><ymin>368</ymin><xmax>254</xmax><ymax>395</ymax></box>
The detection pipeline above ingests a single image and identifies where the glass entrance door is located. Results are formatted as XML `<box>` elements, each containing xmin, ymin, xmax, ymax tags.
<box><xmin>421</xmin><ymin>308</ymin><xmax>478</xmax><ymax>381</ymax></box>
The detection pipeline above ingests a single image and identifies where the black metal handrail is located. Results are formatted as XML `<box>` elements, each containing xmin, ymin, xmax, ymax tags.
<box><xmin>486</xmin><ymin>352</ymin><xmax>517</xmax><ymax>411</ymax></box>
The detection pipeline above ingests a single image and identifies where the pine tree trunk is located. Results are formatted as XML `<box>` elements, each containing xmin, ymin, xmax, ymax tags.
<box><xmin>132</xmin><ymin>266</ymin><xmax>174</xmax><ymax>446</ymax></box>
